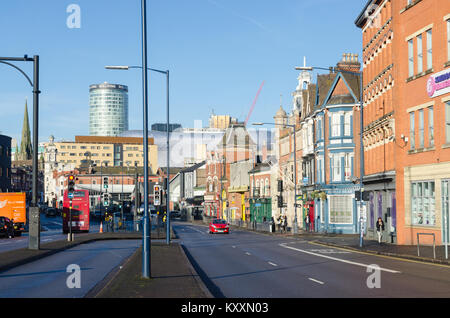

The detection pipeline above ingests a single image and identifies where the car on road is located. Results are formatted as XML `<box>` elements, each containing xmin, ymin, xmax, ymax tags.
<box><xmin>0</xmin><ymin>216</ymin><xmax>15</xmax><ymax>238</ymax></box>
<box><xmin>170</xmin><ymin>210</ymin><xmax>181</xmax><ymax>219</ymax></box>
<box><xmin>209</xmin><ymin>219</ymin><xmax>229</xmax><ymax>234</ymax></box>
<box><xmin>46</xmin><ymin>208</ymin><xmax>58</xmax><ymax>217</ymax></box>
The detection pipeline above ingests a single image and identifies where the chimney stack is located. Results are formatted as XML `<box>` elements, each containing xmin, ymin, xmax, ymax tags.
<box><xmin>336</xmin><ymin>53</ymin><xmax>361</xmax><ymax>73</ymax></box>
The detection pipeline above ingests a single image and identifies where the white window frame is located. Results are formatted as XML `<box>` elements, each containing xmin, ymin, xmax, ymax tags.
<box><xmin>344</xmin><ymin>153</ymin><xmax>353</xmax><ymax>181</ymax></box>
<box><xmin>419</xmin><ymin>109</ymin><xmax>424</xmax><ymax>148</ymax></box>
<box><xmin>447</xmin><ymin>19</ymin><xmax>450</xmax><ymax>62</ymax></box>
<box><xmin>411</xmin><ymin>181</ymin><xmax>436</xmax><ymax>226</ymax></box>
<box><xmin>417</xmin><ymin>34</ymin><xmax>423</xmax><ymax>74</ymax></box>
<box><xmin>331</xmin><ymin>154</ymin><xmax>341</xmax><ymax>182</ymax></box>
<box><xmin>344</xmin><ymin>112</ymin><xmax>352</xmax><ymax>136</ymax></box>
<box><xmin>265</xmin><ymin>178</ymin><xmax>270</xmax><ymax>197</ymax></box>
<box><xmin>429</xmin><ymin>106</ymin><xmax>434</xmax><ymax>147</ymax></box>
<box><xmin>408</xmin><ymin>39</ymin><xmax>414</xmax><ymax>77</ymax></box>
<box><xmin>328</xmin><ymin>195</ymin><xmax>353</xmax><ymax>224</ymax></box>
<box><xmin>446</xmin><ymin>102</ymin><xmax>450</xmax><ymax>144</ymax></box>
<box><xmin>426</xmin><ymin>29</ymin><xmax>432</xmax><ymax>70</ymax></box>
<box><xmin>410</xmin><ymin>112</ymin><xmax>415</xmax><ymax>150</ymax></box>
<box><xmin>331</xmin><ymin>113</ymin><xmax>340</xmax><ymax>137</ymax></box>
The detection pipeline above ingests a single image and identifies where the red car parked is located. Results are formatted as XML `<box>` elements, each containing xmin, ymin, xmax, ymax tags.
<box><xmin>209</xmin><ymin>219</ymin><xmax>229</xmax><ymax>234</ymax></box>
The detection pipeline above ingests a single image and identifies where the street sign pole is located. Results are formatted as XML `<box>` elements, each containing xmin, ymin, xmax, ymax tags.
<box><xmin>68</xmin><ymin>198</ymin><xmax>73</xmax><ymax>242</ymax></box>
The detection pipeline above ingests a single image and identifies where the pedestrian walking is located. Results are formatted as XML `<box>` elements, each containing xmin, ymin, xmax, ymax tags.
<box><xmin>305</xmin><ymin>214</ymin><xmax>310</xmax><ymax>232</ymax></box>
<box><xmin>270</xmin><ymin>216</ymin><xmax>275</xmax><ymax>233</ymax></box>
<box><xmin>376</xmin><ymin>217</ymin><xmax>385</xmax><ymax>244</ymax></box>
<box><xmin>282</xmin><ymin>215</ymin><xmax>287</xmax><ymax>233</ymax></box>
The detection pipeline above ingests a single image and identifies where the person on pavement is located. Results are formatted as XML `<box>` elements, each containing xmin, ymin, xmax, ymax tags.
<box><xmin>376</xmin><ymin>217</ymin><xmax>385</xmax><ymax>244</ymax></box>
<box><xmin>282</xmin><ymin>215</ymin><xmax>287</xmax><ymax>233</ymax></box>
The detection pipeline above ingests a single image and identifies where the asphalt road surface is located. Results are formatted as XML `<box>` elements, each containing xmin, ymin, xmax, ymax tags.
<box><xmin>0</xmin><ymin>239</ymin><xmax>140</xmax><ymax>298</ymax></box>
<box><xmin>0</xmin><ymin>214</ymin><xmax>101</xmax><ymax>253</ymax></box>
<box><xmin>174</xmin><ymin>222</ymin><xmax>450</xmax><ymax>298</ymax></box>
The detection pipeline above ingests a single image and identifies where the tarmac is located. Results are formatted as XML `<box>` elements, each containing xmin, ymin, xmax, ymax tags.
<box><xmin>0</xmin><ymin>222</ymin><xmax>449</xmax><ymax>298</ymax></box>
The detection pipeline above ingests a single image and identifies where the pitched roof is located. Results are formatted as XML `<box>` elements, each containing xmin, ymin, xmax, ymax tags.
<box><xmin>180</xmin><ymin>160</ymin><xmax>206</xmax><ymax>173</ymax></box>
<box><xmin>218</xmin><ymin>123</ymin><xmax>256</xmax><ymax>149</ymax></box>
<box><xmin>315</xmin><ymin>73</ymin><xmax>337</xmax><ymax>109</ymax></box>
<box><xmin>317</xmin><ymin>71</ymin><xmax>361</xmax><ymax>108</ymax></box>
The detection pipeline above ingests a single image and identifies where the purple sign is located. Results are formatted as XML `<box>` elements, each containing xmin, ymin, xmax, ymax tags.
<box><xmin>427</xmin><ymin>68</ymin><xmax>450</xmax><ymax>98</ymax></box>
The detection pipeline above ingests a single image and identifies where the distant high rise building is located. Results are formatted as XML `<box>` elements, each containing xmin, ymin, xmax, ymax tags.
<box><xmin>208</xmin><ymin>112</ymin><xmax>237</xmax><ymax>130</ymax></box>
<box><xmin>89</xmin><ymin>82</ymin><xmax>129</xmax><ymax>136</ymax></box>
<box><xmin>151</xmin><ymin>123</ymin><xmax>182</xmax><ymax>132</ymax></box>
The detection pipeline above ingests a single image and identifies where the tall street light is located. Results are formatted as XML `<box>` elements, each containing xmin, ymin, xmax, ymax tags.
<box><xmin>105</xmin><ymin>65</ymin><xmax>171</xmax><ymax>245</ymax></box>
<box><xmin>140</xmin><ymin>0</ymin><xmax>151</xmax><ymax>278</ymax></box>
<box><xmin>253</xmin><ymin>122</ymin><xmax>298</xmax><ymax>234</ymax></box>
<box><xmin>0</xmin><ymin>55</ymin><xmax>40</xmax><ymax>250</ymax></box>
<box><xmin>295</xmin><ymin>65</ymin><xmax>365</xmax><ymax>247</ymax></box>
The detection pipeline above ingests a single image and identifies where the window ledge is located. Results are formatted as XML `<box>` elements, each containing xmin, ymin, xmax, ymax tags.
<box><xmin>409</xmin><ymin>224</ymin><xmax>437</xmax><ymax>228</ymax></box>
<box><xmin>400</xmin><ymin>0</ymin><xmax>423</xmax><ymax>14</ymax></box>
<box><xmin>442</xmin><ymin>143</ymin><xmax>450</xmax><ymax>149</ymax></box>
<box><xmin>406</xmin><ymin>69</ymin><xmax>434</xmax><ymax>83</ymax></box>
<box><xmin>408</xmin><ymin>146</ymin><xmax>435</xmax><ymax>154</ymax></box>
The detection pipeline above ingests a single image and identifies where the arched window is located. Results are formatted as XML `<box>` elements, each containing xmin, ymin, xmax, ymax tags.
<box><xmin>265</xmin><ymin>178</ymin><xmax>270</xmax><ymax>196</ymax></box>
<box><xmin>255</xmin><ymin>180</ymin><xmax>260</xmax><ymax>197</ymax></box>
<box><xmin>260</xmin><ymin>180</ymin><xmax>264</xmax><ymax>197</ymax></box>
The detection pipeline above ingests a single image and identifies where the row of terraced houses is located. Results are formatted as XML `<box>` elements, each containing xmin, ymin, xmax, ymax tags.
<box><xmin>200</xmin><ymin>0</ymin><xmax>450</xmax><ymax>245</ymax></box>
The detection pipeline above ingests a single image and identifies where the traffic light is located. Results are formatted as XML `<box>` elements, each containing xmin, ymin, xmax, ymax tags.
<box><xmin>103</xmin><ymin>177</ymin><xmax>109</xmax><ymax>189</ymax></box>
<box><xmin>103</xmin><ymin>193</ymin><xmax>109</xmax><ymax>206</ymax></box>
<box><xmin>154</xmin><ymin>184</ymin><xmax>161</xmax><ymax>206</ymax></box>
<box><xmin>278</xmin><ymin>180</ymin><xmax>283</xmax><ymax>192</ymax></box>
<box><xmin>277</xmin><ymin>195</ymin><xmax>284</xmax><ymax>208</ymax></box>
<box><xmin>68</xmin><ymin>175</ymin><xmax>75</xmax><ymax>192</ymax></box>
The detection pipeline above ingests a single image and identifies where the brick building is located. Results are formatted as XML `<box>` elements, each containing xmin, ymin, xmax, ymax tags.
<box><xmin>394</xmin><ymin>0</ymin><xmax>450</xmax><ymax>245</ymax></box>
<box><xmin>356</xmin><ymin>0</ymin><xmax>450</xmax><ymax>244</ymax></box>
<box><xmin>356</xmin><ymin>0</ymin><xmax>397</xmax><ymax>242</ymax></box>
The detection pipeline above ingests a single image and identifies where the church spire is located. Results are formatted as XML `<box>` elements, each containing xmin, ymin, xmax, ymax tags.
<box><xmin>19</xmin><ymin>99</ymin><xmax>32</xmax><ymax>161</ymax></box>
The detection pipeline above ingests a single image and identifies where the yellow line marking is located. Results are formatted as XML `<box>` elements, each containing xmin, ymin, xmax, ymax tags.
<box><xmin>308</xmin><ymin>241</ymin><xmax>450</xmax><ymax>269</ymax></box>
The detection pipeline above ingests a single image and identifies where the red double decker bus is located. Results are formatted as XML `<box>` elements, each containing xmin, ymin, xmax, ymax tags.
<box><xmin>63</xmin><ymin>189</ymin><xmax>90</xmax><ymax>233</ymax></box>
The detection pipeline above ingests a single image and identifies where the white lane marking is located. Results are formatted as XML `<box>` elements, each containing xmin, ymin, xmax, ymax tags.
<box><xmin>309</xmin><ymin>249</ymin><xmax>351</xmax><ymax>254</ymax></box>
<box><xmin>268</xmin><ymin>262</ymin><xmax>278</xmax><ymax>267</ymax></box>
<box><xmin>279</xmin><ymin>243</ymin><xmax>401</xmax><ymax>274</ymax></box>
<box><xmin>308</xmin><ymin>278</ymin><xmax>324</xmax><ymax>285</ymax></box>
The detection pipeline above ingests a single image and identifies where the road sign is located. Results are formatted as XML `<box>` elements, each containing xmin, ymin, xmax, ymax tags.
<box><xmin>68</xmin><ymin>192</ymin><xmax>74</xmax><ymax>199</ymax></box>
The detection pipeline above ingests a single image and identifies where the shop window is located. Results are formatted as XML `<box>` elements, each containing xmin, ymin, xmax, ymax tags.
<box><xmin>329</xmin><ymin>195</ymin><xmax>353</xmax><ymax>224</ymax></box>
<box><xmin>411</xmin><ymin>181</ymin><xmax>435</xmax><ymax>226</ymax></box>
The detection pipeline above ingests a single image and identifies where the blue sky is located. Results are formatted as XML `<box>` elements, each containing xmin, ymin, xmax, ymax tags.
<box><xmin>0</xmin><ymin>0</ymin><xmax>364</xmax><ymax>143</ymax></box>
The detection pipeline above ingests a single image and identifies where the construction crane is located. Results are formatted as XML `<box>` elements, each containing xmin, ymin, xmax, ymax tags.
<box><xmin>244</xmin><ymin>81</ymin><xmax>265</xmax><ymax>126</ymax></box>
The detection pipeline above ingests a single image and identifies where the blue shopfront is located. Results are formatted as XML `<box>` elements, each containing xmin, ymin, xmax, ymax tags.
<box><xmin>315</xmin><ymin>185</ymin><xmax>360</xmax><ymax>234</ymax></box>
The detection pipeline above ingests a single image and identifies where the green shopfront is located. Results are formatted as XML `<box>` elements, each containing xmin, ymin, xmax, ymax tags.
<box><xmin>249</xmin><ymin>197</ymin><xmax>272</xmax><ymax>223</ymax></box>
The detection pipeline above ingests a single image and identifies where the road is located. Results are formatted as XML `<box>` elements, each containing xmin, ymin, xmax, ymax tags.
<box><xmin>0</xmin><ymin>214</ymin><xmax>101</xmax><ymax>253</ymax></box>
<box><xmin>174</xmin><ymin>222</ymin><xmax>450</xmax><ymax>298</ymax></box>
<box><xmin>0</xmin><ymin>239</ymin><xmax>140</xmax><ymax>298</ymax></box>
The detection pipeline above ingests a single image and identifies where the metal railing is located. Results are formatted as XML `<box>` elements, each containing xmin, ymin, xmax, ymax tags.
<box><xmin>101</xmin><ymin>217</ymin><xmax>166</xmax><ymax>233</ymax></box>
<box><xmin>417</xmin><ymin>233</ymin><xmax>436</xmax><ymax>259</ymax></box>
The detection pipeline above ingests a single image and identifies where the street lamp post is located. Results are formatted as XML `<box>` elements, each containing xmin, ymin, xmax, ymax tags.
<box><xmin>105</xmin><ymin>65</ymin><xmax>170</xmax><ymax>245</ymax></box>
<box><xmin>140</xmin><ymin>0</ymin><xmax>150</xmax><ymax>278</ymax></box>
<box><xmin>253</xmin><ymin>122</ymin><xmax>298</xmax><ymax>234</ymax></box>
<box><xmin>295</xmin><ymin>65</ymin><xmax>365</xmax><ymax>247</ymax></box>
<box><xmin>0</xmin><ymin>55</ymin><xmax>41</xmax><ymax>250</ymax></box>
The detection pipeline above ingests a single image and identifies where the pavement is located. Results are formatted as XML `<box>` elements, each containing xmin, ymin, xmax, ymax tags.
<box><xmin>0</xmin><ymin>221</ymin><xmax>449</xmax><ymax>298</ymax></box>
